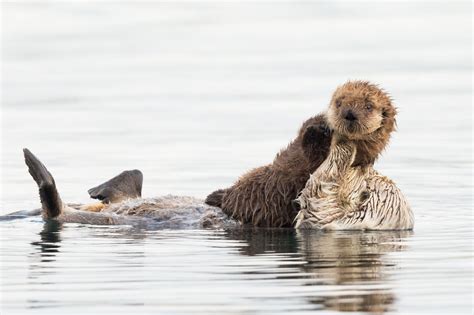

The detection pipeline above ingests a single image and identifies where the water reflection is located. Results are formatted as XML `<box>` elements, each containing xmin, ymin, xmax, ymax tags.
<box><xmin>225</xmin><ymin>228</ymin><xmax>299</xmax><ymax>256</ymax></box>
<box><xmin>25</xmin><ymin>223</ymin><xmax>412</xmax><ymax>313</ymax></box>
<box><xmin>227</xmin><ymin>228</ymin><xmax>412</xmax><ymax>313</ymax></box>
<box><xmin>298</xmin><ymin>230</ymin><xmax>411</xmax><ymax>313</ymax></box>
<box><xmin>30</xmin><ymin>220</ymin><xmax>62</xmax><ymax>263</ymax></box>
<box><xmin>26</xmin><ymin>221</ymin><xmax>63</xmax><ymax>309</ymax></box>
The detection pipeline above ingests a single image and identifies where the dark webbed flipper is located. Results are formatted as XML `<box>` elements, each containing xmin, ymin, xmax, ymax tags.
<box><xmin>23</xmin><ymin>148</ymin><xmax>63</xmax><ymax>218</ymax></box>
<box><xmin>88</xmin><ymin>170</ymin><xmax>143</xmax><ymax>204</ymax></box>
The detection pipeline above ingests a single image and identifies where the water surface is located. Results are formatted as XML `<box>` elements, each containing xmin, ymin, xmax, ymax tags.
<box><xmin>1</xmin><ymin>2</ymin><xmax>472</xmax><ymax>314</ymax></box>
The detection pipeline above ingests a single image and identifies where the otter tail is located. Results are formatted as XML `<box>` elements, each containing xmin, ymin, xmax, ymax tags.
<box><xmin>205</xmin><ymin>189</ymin><xmax>227</xmax><ymax>208</ymax></box>
<box><xmin>23</xmin><ymin>149</ymin><xmax>63</xmax><ymax>219</ymax></box>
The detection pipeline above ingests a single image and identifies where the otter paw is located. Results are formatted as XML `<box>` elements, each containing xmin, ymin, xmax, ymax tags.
<box><xmin>302</xmin><ymin>124</ymin><xmax>331</xmax><ymax>149</ymax></box>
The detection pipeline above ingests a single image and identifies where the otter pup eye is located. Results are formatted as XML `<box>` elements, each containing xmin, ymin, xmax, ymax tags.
<box><xmin>365</xmin><ymin>103</ymin><xmax>373</xmax><ymax>111</ymax></box>
<box><xmin>335</xmin><ymin>99</ymin><xmax>342</xmax><ymax>108</ymax></box>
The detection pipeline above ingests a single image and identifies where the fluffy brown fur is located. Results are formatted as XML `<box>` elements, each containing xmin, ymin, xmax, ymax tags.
<box><xmin>206</xmin><ymin>114</ymin><xmax>332</xmax><ymax>227</ymax></box>
<box><xmin>329</xmin><ymin>81</ymin><xmax>397</xmax><ymax>166</ymax></box>
<box><xmin>206</xmin><ymin>80</ymin><xmax>396</xmax><ymax>228</ymax></box>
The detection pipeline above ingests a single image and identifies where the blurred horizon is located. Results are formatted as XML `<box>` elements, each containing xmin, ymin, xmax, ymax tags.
<box><xmin>0</xmin><ymin>2</ymin><xmax>472</xmax><ymax>315</ymax></box>
<box><xmin>2</xmin><ymin>2</ymin><xmax>471</xmax><ymax>212</ymax></box>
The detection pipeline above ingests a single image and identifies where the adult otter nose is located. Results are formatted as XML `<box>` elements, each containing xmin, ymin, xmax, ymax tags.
<box><xmin>344</xmin><ymin>110</ymin><xmax>357</xmax><ymax>122</ymax></box>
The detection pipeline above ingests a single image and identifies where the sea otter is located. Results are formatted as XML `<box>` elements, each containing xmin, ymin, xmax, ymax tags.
<box><xmin>206</xmin><ymin>81</ymin><xmax>397</xmax><ymax>227</ymax></box>
<box><xmin>5</xmin><ymin>81</ymin><xmax>401</xmax><ymax>229</ymax></box>
<box><xmin>294</xmin><ymin>81</ymin><xmax>414</xmax><ymax>230</ymax></box>
<box><xmin>204</xmin><ymin>114</ymin><xmax>333</xmax><ymax>227</ymax></box>
<box><xmin>18</xmin><ymin>149</ymin><xmax>236</xmax><ymax>228</ymax></box>
<box><xmin>10</xmin><ymin>112</ymin><xmax>335</xmax><ymax>227</ymax></box>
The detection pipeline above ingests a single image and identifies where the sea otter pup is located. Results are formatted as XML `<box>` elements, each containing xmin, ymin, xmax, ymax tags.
<box><xmin>206</xmin><ymin>81</ymin><xmax>396</xmax><ymax>227</ymax></box>
<box><xmin>205</xmin><ymin>115</ymin><xmax>333</xmax><ymax>227</ymax></box>
<box><xmin>294</xmin><ymin>81</ymin><xmax>414</xmax><ymax>230</ymax></box>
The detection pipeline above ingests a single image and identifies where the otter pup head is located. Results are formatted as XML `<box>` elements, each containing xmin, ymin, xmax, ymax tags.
<box><xmin>328</xmin><ymin>81</ymin><xmax>395</xmax><ymax>140</ymax></box>
<box><xmin>327</xmin><ymin>81</ymin><xmax>397</xmax><ymax>166</ymax></box>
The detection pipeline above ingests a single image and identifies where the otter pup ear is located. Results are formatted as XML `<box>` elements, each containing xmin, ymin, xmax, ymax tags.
<box><xmin>381</xmin><ymin>104</ymin><xmax>397</xmax><ymax>131</ymax></box>
<box><xmin>88</xmin><ymin>170</ymin><xmax>143</xmax><ymax>204</ymax></box>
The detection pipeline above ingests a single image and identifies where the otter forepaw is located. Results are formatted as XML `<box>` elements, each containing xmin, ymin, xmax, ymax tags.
<box><xmin>302</xmin><ymin>121</ymin><xmax>332</xmax><ymax>163</ymax></box>
<box><xmin>303</xmin><ymin>124</ymin><xmax>331</xmax><ymax>147</ymax></box>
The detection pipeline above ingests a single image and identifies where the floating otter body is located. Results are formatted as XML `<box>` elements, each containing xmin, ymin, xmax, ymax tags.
<box><xmin>15</xmin><ymin>114</ymin><xmax>335</xmax><ymax>228</ymax></box>
<box><xmin>6</xmin><ymin>81</ymin><xmax>412</xmax><ymax>231</ymax></box>
<box><xmin>21</xmin><ymin>148</ymin><xmax>237</xmax><ymax>229</ymax></box>
<box><xmin>295</xmin><ymin>81</ymin><xmax>414</xmax><ymax>230</ymax></box>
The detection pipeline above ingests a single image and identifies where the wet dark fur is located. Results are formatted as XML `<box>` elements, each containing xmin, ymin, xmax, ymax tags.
<box><xmin>206</xmin><ymin>114</ymin><xmax>332</xmax><ymax>227</ymax></box>
<box><xmin>206</xmin><ymin>81</ymin><xmax>396</xmax><ymax>227</ymax></box>
<box><xmin>24</xmin><ymin>148</ymin><xmax>62</xmax><ymax>219</ymax></box>
<box><xmin>88</xmin><ymin>170</ymin><xmax>143</xmax><ymax>203</ymax></box>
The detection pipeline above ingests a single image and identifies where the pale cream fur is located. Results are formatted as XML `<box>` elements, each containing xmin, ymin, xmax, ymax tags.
<box><xmin>295</xmin><ymin>136</ymin><xmax>414</xmax><ymax>230</ymax></box>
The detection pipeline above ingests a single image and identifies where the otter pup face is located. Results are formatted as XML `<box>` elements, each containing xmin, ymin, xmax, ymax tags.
<box><xmin>327</xmin><ymin>81</ymin><xmax>394</xmax><ymax>140</ymax></box>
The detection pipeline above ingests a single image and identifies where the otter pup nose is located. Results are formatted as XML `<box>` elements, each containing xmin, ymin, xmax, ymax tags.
<box><xmin>344</xmin><ymin>110</ymin><xmax>357</xmax><ymax>121</ymax></box>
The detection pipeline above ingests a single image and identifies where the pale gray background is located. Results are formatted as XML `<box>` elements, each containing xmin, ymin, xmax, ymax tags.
<box><xmin>1</xmin><ymin>2</ymin><xmax>472</xmax><ymax>315</ymax></box>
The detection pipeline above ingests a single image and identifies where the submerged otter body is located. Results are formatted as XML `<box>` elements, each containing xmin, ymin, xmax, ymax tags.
<box><xmin>64</xmin><ymin>196</ymin><xmax>237</xmax><ymax>229</ymax></box>
<box><xmin>19</xmin><ymin>148</ymin><xmax>237</xmax><ymax>229</ymax></box>
<box><xmin>99</xmin><ymin>195</ymin><xmax>237</xmax><ymax>229</ymax></box>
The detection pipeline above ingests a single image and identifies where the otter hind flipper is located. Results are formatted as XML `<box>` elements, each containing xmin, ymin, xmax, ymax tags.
<box><xmin>88</xmin><ymin>170</ymin><xmax>143</xmax><ymax>204</ymax></box>
<box><xmin>23</xmin><ymin>148</ymin><xmax>63</xmax><ymax>218</ymax></box>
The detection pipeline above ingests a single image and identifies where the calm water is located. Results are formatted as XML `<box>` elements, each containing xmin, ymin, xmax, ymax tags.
<box><xmin>1</xmin><ymin>2</ymin><xmax>472</xmax><ymax>314</ymax></box>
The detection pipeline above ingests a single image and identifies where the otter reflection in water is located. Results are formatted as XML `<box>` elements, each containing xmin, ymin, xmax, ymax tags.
<box><xmin>26</xmin><ymin>223</ymin><xmax>411</xmax><ymax>313</ymax></box>
<box><xmin>226</xmin><ymin>229</ymin><xmax>412</xmax><ymax>313</ymax></box>
<box><xmin>30</xmin><ymin>221</ymin><xmax>63</xmax><ymax>263</ymax></box>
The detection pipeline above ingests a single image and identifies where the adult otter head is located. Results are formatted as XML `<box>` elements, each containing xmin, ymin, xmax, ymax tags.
<box><xmin>327</xmin><ymin>81</ymin><xmax>397</xmax><ymax>166</ymax></box>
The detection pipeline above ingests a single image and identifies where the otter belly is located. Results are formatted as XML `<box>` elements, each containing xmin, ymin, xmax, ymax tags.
<box><xmin>100</xmin><ymin>195</ymin><xmax>238</xmax><ymax>229</ymax></box>
<box><xmin>64</xmin><ymin>195</ymin><xmax>238</xmax><ymax>229</ymax></box>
